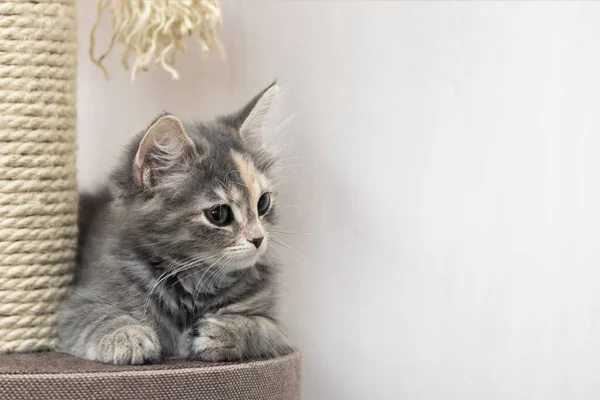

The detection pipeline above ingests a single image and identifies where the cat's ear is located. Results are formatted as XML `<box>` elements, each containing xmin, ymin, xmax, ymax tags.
<box><xmin>134</xmin><ymin>114</ymin><xmax>196</xmax><ymax>189</ymax></box>
<box><xmin>225</xmin><ymin>82</ymin><xmax>281</xmax><ymax>139</ymax></box>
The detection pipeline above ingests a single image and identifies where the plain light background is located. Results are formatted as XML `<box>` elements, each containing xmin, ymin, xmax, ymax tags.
<box><xmin>76</xmin><ymin>2</ymin><xmax>600</xmax><ymax>399</ymax></box>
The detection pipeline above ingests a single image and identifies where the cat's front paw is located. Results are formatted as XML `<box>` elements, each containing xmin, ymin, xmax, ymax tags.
<box><xmin>93</xmin><ymin>325</ymin><xmax>161</xmax><ymax>365</ymax></box>
<box><xmin>191</xmin><ymin>317</ymin><xmax>245</xmax><ymax>362</ymax></box>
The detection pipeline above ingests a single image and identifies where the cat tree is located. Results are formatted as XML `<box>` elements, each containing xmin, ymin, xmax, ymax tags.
<box><xmin>0</xmin><ymin>1</ymin><xmax>300</xmax><ymax>398</ymax></box>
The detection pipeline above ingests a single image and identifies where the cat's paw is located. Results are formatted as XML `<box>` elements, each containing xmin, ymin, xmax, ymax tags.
<box><xmin>191</xmin><ymin>317</ymin><xmax>245</xmax><ymax>362</ymax></box>
<box><xmin>93</xmin><ymin>325</ymin><xmax>161</xmax><ymax>365</ymax></box>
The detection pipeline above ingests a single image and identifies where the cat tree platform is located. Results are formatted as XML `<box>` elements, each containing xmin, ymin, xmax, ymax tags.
<box><xmin>0</xmin><ymin>351</ymin><xmax>301</xmax><ymax>400</ymax></box>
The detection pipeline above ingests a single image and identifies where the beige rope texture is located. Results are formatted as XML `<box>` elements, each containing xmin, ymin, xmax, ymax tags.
<box><xmin>0</xmin><ymin>0</ymin><xmax>77</xmax><ymax>353</ymax></box>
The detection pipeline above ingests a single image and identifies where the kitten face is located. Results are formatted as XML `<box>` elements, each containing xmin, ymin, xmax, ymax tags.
<box><xmin>188</xmin><ymin>147</ymin><xmax>277</xmax><ymax>270</ymax></box>
<box><xmin>111</xmin><ymin>84</ymin><xmax>280</xmax><ymax>272</ymax></box>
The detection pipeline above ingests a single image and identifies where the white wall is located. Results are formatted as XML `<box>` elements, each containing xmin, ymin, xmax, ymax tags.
<box><xmin>77</xmin><ymin>2</ymin><xmax>600</xmax><ymax>399</ymax></box>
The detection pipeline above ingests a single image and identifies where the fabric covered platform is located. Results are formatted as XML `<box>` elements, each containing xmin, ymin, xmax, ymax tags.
<box><xmin>0</xmin><ymin>351</ymin><xmax>301</xmax><ymax>400</ymax></box>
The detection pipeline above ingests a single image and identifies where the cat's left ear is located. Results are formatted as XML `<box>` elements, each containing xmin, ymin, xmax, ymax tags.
<box><xmin>134</xmin><ymin>114</ymin><xmax>196</xmax><ymax>189</ymax></box>
<box><xmin>225</xmin><ymin>82</ymin><xmax>281</xmax><ymax>139</ymax></box>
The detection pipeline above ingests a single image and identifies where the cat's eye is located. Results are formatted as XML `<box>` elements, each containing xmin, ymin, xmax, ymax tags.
<box><xmin>257</xmin><ymin>193</ymin><xmax>271</xmax><ymax>216</ymax></box>
<box><xmin>204</xmin><ymin>205</ymin><xmax>233</xmax><ymax>226</ymax></box>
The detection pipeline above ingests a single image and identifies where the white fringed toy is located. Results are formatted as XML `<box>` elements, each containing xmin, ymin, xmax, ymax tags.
<box><xmin>90</xmin><ymin>0</ymin><xmax>223</xmax><ymax>80</ymax></box>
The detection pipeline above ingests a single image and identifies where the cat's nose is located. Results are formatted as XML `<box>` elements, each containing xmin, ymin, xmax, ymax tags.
<box><xmin>248</xmin><ymin>237</ymin><xmax>264</xmax><ymax>249</ymax></box>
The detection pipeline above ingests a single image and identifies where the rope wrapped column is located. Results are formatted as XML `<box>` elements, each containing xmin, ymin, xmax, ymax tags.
<box><xmin>0</xmin><ymin>0</ymin><xmax>77</xmax><ymax>353</ymax></box>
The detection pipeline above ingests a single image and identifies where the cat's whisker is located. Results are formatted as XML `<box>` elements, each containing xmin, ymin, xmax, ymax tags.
<box><xmin>144</xmin><ymin>251</ymin><xmax>224</xmax><ymax>317</ymax></box>
<box><xmin>269</xmin><ymin>229</ymin><xmax>311</xmax><ymax>236</ymax></box>
<box><xmin>171</xmin><ymin>253</ymin><xmax>222</xmax><ymax>287</ymax></box>
<box><xmin>269</xmin><ymin>235</ymin><xmax>294</xmax><ymax>250</ymax></box>
<box><xmin>191</xmin><ymin>256</ymin><xmax>230</xmax><ymax>312</ymax></box>
<box><xmin>269</xmin><ymin>235</ymin><xmax>303</xmax><ymax>261</ymax></box>
<box><xmin>268</xmin><ymin>242</ymin><xmax>306</xmax><ymax>268</ymax></box>
<box><xmin>143</xmin><ymin>259</ymin><xmax>189</xmax><ymax>312</ymax></box>
<box><xmin>192</xmin><ymin>255</ymin><xmax>225</xmax><ymax>290</ymax></box>
<box><xmin>199</xmin><ymin>267</ymin><xmax>222</xmax><ymax>299</ymax></box>
<box><xmin>202</xmin><ymin>258</ymin><xmax>232</xmax><ymax>300</ymax></box>
<box><xmin>170</xmin><ymin>250</ymin><xmax>222</xmax><ymax>269</ymax></box>
<box><xmin>143</xmin><ymin>252</ymin><xmax>215</xmax><ymax>313</ymax></box>
<box><xmin>191</xmin><ymin>255</ymin><xmax>227</xmax><ymax>306</ymax></box>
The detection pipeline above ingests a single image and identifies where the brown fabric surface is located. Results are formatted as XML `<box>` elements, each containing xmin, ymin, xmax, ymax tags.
<box><xmin>0</xmin><ymin>351</ymin><xmax>301</xmax><ymax>400</ymax></box>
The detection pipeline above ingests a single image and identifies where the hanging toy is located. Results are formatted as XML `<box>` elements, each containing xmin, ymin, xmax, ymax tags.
<box><xmin>90</xmin><ymin>0</ymin><xmax>224</xmax><ymax>80</ymax></box>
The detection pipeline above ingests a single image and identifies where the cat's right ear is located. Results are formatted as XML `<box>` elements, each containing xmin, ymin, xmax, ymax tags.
<box><xmin>134</xmin><ymin>114</ymin><xmax>196</xmax><ymax>189</ymax></box>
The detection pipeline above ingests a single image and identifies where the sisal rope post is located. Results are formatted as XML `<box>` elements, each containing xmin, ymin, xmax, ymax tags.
<box><xmin>0</xmin><ymin>0</ymin><xmax>77</xmax><ymax>353</ymax></box>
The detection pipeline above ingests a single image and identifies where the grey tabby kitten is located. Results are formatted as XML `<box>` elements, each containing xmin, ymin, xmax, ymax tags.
<box><xmin>58</xmin><ymin>83</ymin><xmax>292</xmax><ymax>365</ymax></box>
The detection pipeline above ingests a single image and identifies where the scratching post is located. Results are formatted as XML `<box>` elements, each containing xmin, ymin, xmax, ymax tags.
<box><xmin>0</xmin><ymin>0</ymin><xmax>77</xmax><ymax>353</ymax></box>
<box><xmin>0</xmin><ymin>3</ymin><xmax>300</xmax><ymax>399</ymax></box>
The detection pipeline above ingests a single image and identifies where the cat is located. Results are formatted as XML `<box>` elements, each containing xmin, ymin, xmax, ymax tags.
<box><xmin>58</xmin><ymin>83</ymin><xmax>292</xmax><ymax>365</ymax></box>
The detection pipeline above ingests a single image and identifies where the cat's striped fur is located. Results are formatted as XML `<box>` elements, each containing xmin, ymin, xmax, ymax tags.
<box><xmin>58</xmin><ymin>84</ymin><xmax>291</xmax><ymax>364</ymax></box>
